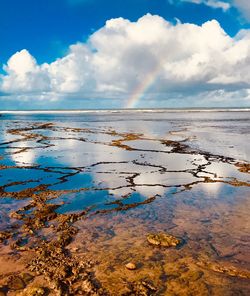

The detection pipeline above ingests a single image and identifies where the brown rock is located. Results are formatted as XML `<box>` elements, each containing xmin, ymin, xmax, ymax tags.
<box><xmin>8</xmin><ymin>276</ymin><xmax>26</xmax><ymax>290</ymax></box>
<box><xmin>21</xmin><ymin>273</ymin><xmax>34</xmax><ymax>285</ymax></box>
<box><xmin>0</xmin><ymin>287</ymin><xmax>6</xmax><ymax>296</ymax></box>
<box><xmin>147</xmin><ymin>232</ymin><xmax>181</xmax><ymax>247</ymax></box>
<box><xmin>187</xmin><ymin>270</ymin><xmax>204</xmax><ymax>281</ymax></box>
<box><xmin>17</xmin><ymin>287</ymin><xmax>46</xmax><ymax>296</ymax></box>
<box><xmin>125</xmin><ymin>262</ymin><xmax>137</xmax><ymax>270</ymax></box>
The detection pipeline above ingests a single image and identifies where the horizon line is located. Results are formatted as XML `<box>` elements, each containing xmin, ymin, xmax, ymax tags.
<box><xmin>1</xmin><ymin>107</ymin><xmax>250</xmax><ymax>113</ymax></box>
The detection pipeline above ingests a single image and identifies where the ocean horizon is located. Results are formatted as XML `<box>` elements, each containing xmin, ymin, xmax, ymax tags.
<box><xmin>1</xmin><ymin>107</ymin><xmax>250</xmax><ymax>114</ymax></box>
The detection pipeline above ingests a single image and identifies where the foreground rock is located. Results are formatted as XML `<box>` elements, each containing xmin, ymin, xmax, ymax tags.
<box><xmin>147</xmin><ymin>232</ymin><xmax>181</xmax><ymax>247</ymax></box>
<box><xmin>17</xmin><ymin>287</ymin><xmax>46</xmax><ymax>296</ymax></box>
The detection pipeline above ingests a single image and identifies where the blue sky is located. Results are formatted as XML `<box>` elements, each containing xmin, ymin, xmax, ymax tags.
<box><xmin>1</xmin><ymin>0</ymin><xmax>250</xmax><ymax>109</ymax></box>
<box><xmin>0</xmin><ymin>0</ymin><xmax>246</xmax><ymax>65</ymax></box>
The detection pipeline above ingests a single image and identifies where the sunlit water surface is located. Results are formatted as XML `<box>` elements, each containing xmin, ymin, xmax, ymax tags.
<box><xmin>0</xmin><ymin>110</ymin><xmax>249</xmax><ymax>295</ymax></box>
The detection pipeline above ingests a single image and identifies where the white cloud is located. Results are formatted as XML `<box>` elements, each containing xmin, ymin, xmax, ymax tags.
<box><xmin>177</xmin><ymin>0</ymin><xmax>231</xmax><ymax>11</ymax></box>
<box><xmin>1</xmin><ymin>14</ymin><xmax>250</xmax><ymax>108</ymax></box>
<box><xmin>1</xmin><ymin>49</ymin><xmax>50</xmax><ymax>93</ymax></box>
<box><xmin>206</xmin><ymin>0</ymin><xmax>231</xmax><ymax>10</ymax></box>
<box><xmin>179</xmin><ymin>0</ymin><xmax>250</xmax><ymax>21</ymax></box>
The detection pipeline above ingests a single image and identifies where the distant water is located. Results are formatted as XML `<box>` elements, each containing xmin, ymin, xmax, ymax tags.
<box><xmin>1</xmin><ymin>109</ymin><xmax>250</xmax><ymax>161</ymax></box>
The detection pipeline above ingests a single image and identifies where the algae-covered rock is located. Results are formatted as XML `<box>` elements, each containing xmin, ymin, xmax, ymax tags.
<box><xmin>8</xmin><ymin>276</ymin><xmax>26</xmax><ymax>290</ymax></box>
<box><xmin>18</xmin><ymin>287</ymin><xmax>46</xmax><ymax>296</ymax></box>
<box><xmin>21</xmin><ymin>273</ymin><xmax>34</xmax><ymax>285</ymax></box>
<box><xmin>147</xmin><ymin>232</ymin><xmax>181</xmax><ymax>247</ymax></box>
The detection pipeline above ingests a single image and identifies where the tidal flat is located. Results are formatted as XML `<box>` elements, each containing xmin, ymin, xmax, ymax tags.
<box><xmin>0</xmin><ymin>110</ymin><xmax>249</xmax><ymax>295</ymax></box>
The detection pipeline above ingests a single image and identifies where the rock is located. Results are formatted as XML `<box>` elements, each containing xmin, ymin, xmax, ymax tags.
<box><xmin>0</xmin><ymin>231</ymin><xmax>12</xmax><ymax>242</ymax></box>
<box><xmin>72</xmin><ymin>247</ymin><xmax>79</xmax><ymax>252</ymax></box>
<box><xmin>125</xmin><ymin>262</ymin><xmax>137</xmax><ymax>270</ymax></box>
<box><xmin>141</xmin><ymin>281</ymin><xmax>157</xmax><ymax>292</ymax></box>
<box><xmin>0</xmin><ymin>287</ymin><xmax>6</xmax><ymax>296</ymax></box>
<box><xmin>147</xmin><ymin>232</ymin><xmax>181</xmax><ymax>247</ymax></box>
<box><xmin>128</xmin><ymin>280</ymin><xmax>157</xmax><ymax>295</ymax></box>
<box><xmin>8</xmin><ymin>276</ymin><xmax>26</xmax><ymax>290</ymax></box>
<box><xmin>21</xmin><ymin>273</ymin><xmax>34</xmax><ymax>285</ymax></box>
<box><xmin>187</xmin><ymin>270</ymin><xmax>204</xmax><ymax>281</ymax></box>
<box><xmin>17</xmin><ymin>287</ymin><xmax>46</xmax><ymax>296</ymax></box>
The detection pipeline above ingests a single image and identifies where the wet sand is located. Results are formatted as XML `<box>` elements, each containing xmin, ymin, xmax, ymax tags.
<box><xmin>0</xmin><ymin>111</ymin><xmax>249</xmax><ymax>295</ymax></box>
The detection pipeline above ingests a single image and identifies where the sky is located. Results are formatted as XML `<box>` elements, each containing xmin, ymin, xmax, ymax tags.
<box><xmin>1</xmin><ymin>0</ymin><xmax>250</xmax><ymax>109</ymax></box>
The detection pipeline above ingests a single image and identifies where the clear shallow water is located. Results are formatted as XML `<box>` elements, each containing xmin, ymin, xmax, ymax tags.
<box><xmin>0</xmin><ymin>110</ymin><xmax>249</xmax><ymax>295</ymax></box>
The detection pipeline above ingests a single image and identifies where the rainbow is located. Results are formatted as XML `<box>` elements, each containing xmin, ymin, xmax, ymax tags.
<box><xmin>125</xmin><ymin>62</ymin><xmax>163</xmax><ymax>109</ymax></box>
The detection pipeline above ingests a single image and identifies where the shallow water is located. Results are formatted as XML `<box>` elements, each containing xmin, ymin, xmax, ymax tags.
<box><xmin>0</xmin><ymin>111</ymin><xmax>249</xmax><ymax>295</ymax></box>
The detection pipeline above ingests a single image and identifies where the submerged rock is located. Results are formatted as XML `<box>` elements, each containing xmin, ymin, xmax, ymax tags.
<box><xmin>125</xmin><ymin>262</ymin><xmax>137</xmax><ymax>270</ymax></box>
<box><xmin>147</xmin><ymin>232</ymin><xmax>181</xmax><ymax>247</ymax></box>
<box><xmin>0</xmin><ymin>231</ymin><xmax>12</xmax><ymax>242</ymax></box>
<box><xmin>7</xmin><ymin>276</ymin><xmax>26</xmax><ymax>290</ymax></box>
<box><xmin>17</xmin><ymin>287</ymin><xmax>46</xmax><ymax>296</ymax></box>
<box><xmin>21</xmin><ymin>273</ymin><xmax>34</xmax><ymax>285</ymax></box>
<box><xmin>128</xmin><ymin>280</ymin><xmax>157</xmax><ymax>295</ymax></box>
<box><xmin>0</xmin><ymin>287</ymin><xmax>6</xmax><ymax>296</ymax></box>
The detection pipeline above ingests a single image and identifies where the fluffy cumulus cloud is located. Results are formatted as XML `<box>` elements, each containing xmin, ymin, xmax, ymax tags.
<box><xmin>1</xmin><ymin>14</ymin><xmax>250</xmax><ymax>108</ymax></box>
<box><xmin>1</xmin><ymin>50</ymin><xmax>50</xmax><ymax>93</ymax></box>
